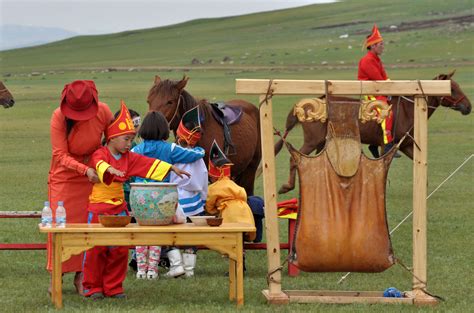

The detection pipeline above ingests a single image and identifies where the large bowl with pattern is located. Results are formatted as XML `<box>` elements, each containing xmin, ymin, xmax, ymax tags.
<box><xmin>130</xmin><ymin>182</ymin><xmax>178</xmax><ymax>226</ymax></box>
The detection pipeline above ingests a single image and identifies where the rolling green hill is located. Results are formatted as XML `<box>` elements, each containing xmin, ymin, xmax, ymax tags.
<box><xmin>1</xmin><ymin>0</ymin><xmax>473</xmax><ymax>73</ymax></box>
<box><xmin>0</xmin><ymin>1</ymin><xmax>473</xmax><ymax>312</ymax></box>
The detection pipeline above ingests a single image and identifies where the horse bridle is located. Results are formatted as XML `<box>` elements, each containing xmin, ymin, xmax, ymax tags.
<box><xmin>167</xmin><ymin>93</ymin><xmax>183</xmax><ymax>127</ymax></box>
<box><xmin>440</xmin><ymin>94</ymin><xmax>466</xmax><ymax>108</ymax></box>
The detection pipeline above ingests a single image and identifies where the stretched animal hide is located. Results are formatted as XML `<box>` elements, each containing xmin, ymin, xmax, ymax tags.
<box><xmin>293</xmin><ymin>101</ymin><xmax>395</xmax><ymax>272</ymax></box>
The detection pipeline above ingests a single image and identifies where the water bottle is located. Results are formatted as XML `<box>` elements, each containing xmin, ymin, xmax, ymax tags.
<box><xmin>41</xmin><ymin>201</ymin><xmax>52</xmax><ymax>228</ymax></box>
<box><xmin>56</xmin><ymin>201</ymin><xmax>66</xmax><ymax>228</ymax></box>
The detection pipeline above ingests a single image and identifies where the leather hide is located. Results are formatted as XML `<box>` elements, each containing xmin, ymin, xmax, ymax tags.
<box><xmin>293</xmin><ymin>101</ymin><xmax>395</xmax><ymax>272</ymax></box>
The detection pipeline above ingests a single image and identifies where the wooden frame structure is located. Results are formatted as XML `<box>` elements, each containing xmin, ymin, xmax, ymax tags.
<box><xmin>236</xmin><ymin>79</ymin><xmax>450</xmax><ymax>306</ymax></box>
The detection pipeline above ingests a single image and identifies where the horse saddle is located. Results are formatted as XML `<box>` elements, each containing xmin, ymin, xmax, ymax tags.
<box><xmin>210</xmin><ymin>102</ymin><xmax>243</xmax><ymax>155</ymax></box>
<box><xmin>292</xmin><ymin>100</ymin><xmax>396</xmax><ymax>273</ymax></box>
<box><xmin>210</xmin><ymin>102</ymin><xmax>243</xmax><ymax>126</ymax></box>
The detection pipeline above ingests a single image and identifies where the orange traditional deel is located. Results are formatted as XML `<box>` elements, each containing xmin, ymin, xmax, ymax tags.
<box><xmin>208</xmin><ymin>140</ymin><xmax>233</xmax><ymax>179</ymax></box>
<box><xmin>364</xmin><ymin>24</ymin><xmax>383</xmax><ymax>48</ymax></box>
<box><xmin>106</xmin><ymin>100</ymin><xmax>136</xmax><ymax>140</ymax></box>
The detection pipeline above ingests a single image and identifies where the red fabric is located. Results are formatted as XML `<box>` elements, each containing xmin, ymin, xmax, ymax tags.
<box><xmin>177</xmin><ymin>120</ymin><xmax>201</xmax><ymax>146</ymax></box>
<box><xmin>358</xmin><ymin>51</ymin><xmax>388</xmax><ymax>102</ymax></box>
<box><xmin>208</xmin><ymin>163</ymin><xmax>231</xmax><ymax>179</ymax></box>
<box><xmin>88</xmin><ymin>146</ymin><xmax>171</xmax><ymax>214</ymax></box>
<box><xmin>364</xmin><ymin>24</ymin><xmax>383</xmax><ymax>48</ymax></box>
<box><xmin>47</xmin><ymin>102</ymin><xmax>113</xmax><ymax>273</ymax></box>
<box><xmin>358</xmin><ymin>51</ymin><xmax>392</xmax><ymax>142</ymax></box>
<box><xmin>60</xmin><ymin>80</ymin><xmax>98</xmax><ymax>121</ymax></box>
<box><xmin>384</xmin><ymin>111</ymin><xmax>394</xmax><ymax>143</ymax></box>
<box><xmin>106</xmin><ymin>100</ymin><xmax>135</xmax><ymax>140</ymax></box>
<box><xmin>82</xmin><ymin>212</ymin><xmax>128</xmax><ymax>297</ymax></box>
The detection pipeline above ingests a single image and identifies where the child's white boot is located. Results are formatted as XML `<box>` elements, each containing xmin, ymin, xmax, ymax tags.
<box><xmin>183</xmin><ymin>253</ymin><xmax>197</xmax><ymax>278</ymax></box>
<box><xmin>147</xmin><ymin>270</ymin><xmax>158</xmax><ymax>280</ymax></box>
<box><xmin>136</xmin><ymin>270</ymin><xmax>146</xmax><ymax>279</ymax></box>
<box><xmin>164</xmin><ymin>249</ymin><xmax>185</xmax><ymax>278</ymax></box>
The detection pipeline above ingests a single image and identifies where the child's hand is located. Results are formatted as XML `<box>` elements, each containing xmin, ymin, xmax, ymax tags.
<box><xmin>86</xmin><ymin>168</ymin><xmax>99</xmax><ymax>183</ymax></box>
<box><xmin>107</xmin><ymin>166</ymin><xmax>125</xmax><ymax>177</ymax></box>
<box><xmin>171</xmin><ymin>165</ymin><xmax>191</xmax><ymax>178</ymax></box>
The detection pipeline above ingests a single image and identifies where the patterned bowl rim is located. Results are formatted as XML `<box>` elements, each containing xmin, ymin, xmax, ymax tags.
<box><xmin>130</xmin><ymin>182</ymin><xmax>178</xmax><ymax>187</ymax></box>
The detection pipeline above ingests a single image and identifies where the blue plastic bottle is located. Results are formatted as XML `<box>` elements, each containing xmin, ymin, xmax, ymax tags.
<box><xmin>56</xmin><ymin>201</ymin><xmax>66</xmax><ymax>228</ymax></box>
<box><xmin>41</xmin><ymin>201</ymin><xmax>52</xmax><ymax>227</ymax></box>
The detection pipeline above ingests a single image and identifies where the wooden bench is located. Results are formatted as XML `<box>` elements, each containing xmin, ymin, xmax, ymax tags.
<box><xmin>40</xmin><ymin>222</ymin><xmax>254</xmax><ymax>309</ymax></box>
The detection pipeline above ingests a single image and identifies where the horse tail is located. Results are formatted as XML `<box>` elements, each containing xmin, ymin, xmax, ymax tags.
<box><xmin>274</xmin><ymin>108</ymin><xmax>299</xmax><ymax>156</ymax></box>
<box><xmin>255</xmin><ymin>107</ymin><xmax>299</xmax><ymax>179</ymax></box>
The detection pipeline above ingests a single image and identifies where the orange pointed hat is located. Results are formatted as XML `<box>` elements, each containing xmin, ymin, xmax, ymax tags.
<box><xmin>209</xmin><ymin>140</ymin><xmax>233</xmax><ymax>179</ymax></box>
<box><xmin>364</xmin><ymin>24</ymin><xmax>383</xmax><ymax>48</ymax></box>
<box><xmin>107</xmin><ymin>100</ymin><xmax>136</xmax><ymax>140</ymax></box>
<box><xmin>176</xmin><ymin>106</ymin><xmax>202</xmax><ymax>146</ymax></box>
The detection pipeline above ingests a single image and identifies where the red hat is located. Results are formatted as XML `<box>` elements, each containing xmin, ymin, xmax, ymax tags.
<box><xmin>176</xmin><ymin>106</ymin><xmax>202</xmax><ymax>146</ymax></box>
<box><xmin>60</xmin><ymin>80</ymin><xmax>98</xmax><ymax>120</ymax></box>
<box><xmin>106</xmin><ymin>100</ymin><xmax>136</xmax><ymax>140</ymax></box>
<box><xmin>209</xmin><ymin>140</ymin><xmax>233</xmax><ymax>179</ymax></box>
<box><xmin>364</xmin><ymin>24</ymin><xmax>383</xmax><ymax>48</ymax></box>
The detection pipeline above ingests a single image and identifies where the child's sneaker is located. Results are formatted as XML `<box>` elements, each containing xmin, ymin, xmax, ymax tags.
<box><xmin>136</xmin><ymin>271</ymin><xmax>146</xmax><ymax>279</ymax></box>
<box><xmin>147</xmin><ymin>270</ymin><xmax>158</xmax><ymax>280</ymax></box>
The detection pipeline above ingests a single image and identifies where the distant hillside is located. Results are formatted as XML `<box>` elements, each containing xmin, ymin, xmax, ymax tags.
<box><xmin>0</xmin><ymin>24</ymin><xmax>77</xmax><ymax>51</ymax></box>
<box><xmin>0</xmin><ymin>0</ymin><xmax>472</xmax><ymax>74</ymax></box>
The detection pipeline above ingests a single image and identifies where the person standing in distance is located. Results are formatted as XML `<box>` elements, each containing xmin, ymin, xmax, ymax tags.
<box><xmin>358</xmin><ymin>24</ymin><xmax>398</xmax><ymax>155</ymax></box>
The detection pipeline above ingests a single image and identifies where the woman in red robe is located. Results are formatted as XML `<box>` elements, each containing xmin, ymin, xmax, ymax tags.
<box><xmin>47</xmin><ymin>80</ymin><xmax>113</xmax><ymax>294</ymax></box>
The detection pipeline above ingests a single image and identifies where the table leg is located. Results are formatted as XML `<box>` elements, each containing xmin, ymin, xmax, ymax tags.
<box><xmin>236</xmin><ymin>234</ymin><xmax>244</xmax><ymax>306</ymax></box>
<box><xmin>229</xmin><ymin>257</ymin><xmax>236</xmax><ymax>301</ymax></box>
<box><xmin>52</xmin><ymin>234</ymin><xmax>63</xmax><ymax>309</ymax></box>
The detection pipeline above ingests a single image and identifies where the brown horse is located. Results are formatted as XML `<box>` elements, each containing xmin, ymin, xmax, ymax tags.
<box><xmin>275</xmin><ymin>71</ymin><xmax>472</xmax><ymax>194</ymax></box>
<box><xmin>147</xmin><ymin>75</ymin><xmax>261</xmax><ymax>195</ymax></box>
<box><xmin>0</xmin><ymin>81</ymin><xmax>15</xmax><ymax>109</ymax></box>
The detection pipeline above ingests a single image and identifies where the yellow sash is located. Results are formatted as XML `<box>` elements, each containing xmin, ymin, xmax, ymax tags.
<box><xmin>89</xmin><ymin>182</ymin><xmax>124</xmax><ymax>205</ymax></box>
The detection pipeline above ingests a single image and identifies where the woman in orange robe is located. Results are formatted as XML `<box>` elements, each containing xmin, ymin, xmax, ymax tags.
<box><xmin>47</xmin><ymin>80</ymin><xmax>113</xmax><ymax>294</ymax></box>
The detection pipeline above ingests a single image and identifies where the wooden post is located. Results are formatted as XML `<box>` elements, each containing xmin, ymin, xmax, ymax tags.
<box><xmin>412</xmin><ymin>96</ymin><xmax>428</xmax><ymax>295</ymax></box>
<box><xmin>258</xmin><ymin>95</ymin><xmax>289</xmax><ymax>303</ymax></box>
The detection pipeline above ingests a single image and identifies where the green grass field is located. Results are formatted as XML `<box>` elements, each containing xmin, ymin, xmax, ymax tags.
<box><xmin>0</xmin><ymin>0</ymin><xmax>473</xmax><ymax>312</ymax></box>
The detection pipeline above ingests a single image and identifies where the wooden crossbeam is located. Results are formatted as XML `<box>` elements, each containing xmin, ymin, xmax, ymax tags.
<box><xmin>236</xmin><ymin>79</ymin><xmax>450</xmax><ymax>96</ymax></box>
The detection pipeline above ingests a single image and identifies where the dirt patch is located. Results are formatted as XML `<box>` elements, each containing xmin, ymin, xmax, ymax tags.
<box><xmin>310</xmin><ymin>21</ymin><xmax>368</xmax><ymax>30</ymax></box>
<box><xmin>352</xmin><ymin>14</ymin><xmax>473</xmax><ymax>34</ymax></box>
<box><xmin>308</xmin><ymin>14</ymin><xmax>472</xmax><ymax>34</ymax></box>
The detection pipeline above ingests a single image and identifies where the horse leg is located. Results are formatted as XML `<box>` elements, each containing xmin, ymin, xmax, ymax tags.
<box><xmin>235</xmin><ymin>141</ymin><xmax>262</xmax><ymax>197</ymax></box>
<box><xmin>368</xmin><ymin>144</ymin><xmax>380</xmax><ymax>158</ymax></box>
<box><xmin>399</xmin><ymin>143</ymin><xmax>414</xmax><ymax>160</ymax></box>
<box><xmin>278</xmin><ymin>142</ymin><xmax>321</xmax><ymax>194</ymax></box>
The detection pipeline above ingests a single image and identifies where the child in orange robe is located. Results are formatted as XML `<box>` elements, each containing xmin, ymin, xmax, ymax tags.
<box><xmin>205</xmin><ymin>140</ymin><xmax>255</xmax><ymax>242</ymax></box>
<box><xmin>82</xmin><ymin>101</ymin><xmax>189</xmax><ymax>299</ymax></box>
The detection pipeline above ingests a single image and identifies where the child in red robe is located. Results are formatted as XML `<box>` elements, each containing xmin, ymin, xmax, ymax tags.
<box><xmin>82</xmin><ymin>101</ymin><xmax>189</xmax><ymax>299</ymax></box>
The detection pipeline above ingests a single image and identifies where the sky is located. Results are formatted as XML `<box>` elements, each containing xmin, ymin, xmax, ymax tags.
<box><xmin>0</xmin><ymin>0</ymin><xmax>334</xmax><ymax>35</ymax></box>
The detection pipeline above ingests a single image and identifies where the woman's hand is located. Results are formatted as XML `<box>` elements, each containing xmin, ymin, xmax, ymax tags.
<box><xmin>171</xmin><ymin>165</ymin><xmax>191</xmax><ymax>178</ymax></box>
<box><xmin>85</xmin><ymin>168</ymin><xmax>99</xmax><ymax>183</ymax></box>
<box><xmin>107</xmin><ymin>166</ymin><xmax>125</xmax><ymax>177</ymax></box>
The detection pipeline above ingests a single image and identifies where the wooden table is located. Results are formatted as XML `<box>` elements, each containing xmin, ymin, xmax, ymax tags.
<box><xmin>39</xmin><ymin>222</ymin><xmax>255</xmax><ymax>309</ymax></box>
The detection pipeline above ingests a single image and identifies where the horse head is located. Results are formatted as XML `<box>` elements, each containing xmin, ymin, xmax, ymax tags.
<box><xmin>0</xmin><ymin>81</ymin><xmax>15</xmax><ymax>109</ymax></box>
<box><xmin>435</xmin><ymin>70</ymin><xmax>471</xmax><ymax>115</ymax></box>
<box><xmin>147</xmin><ymin>75</ymin><xmax>190</xmax><ymax>129</ymax></box>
